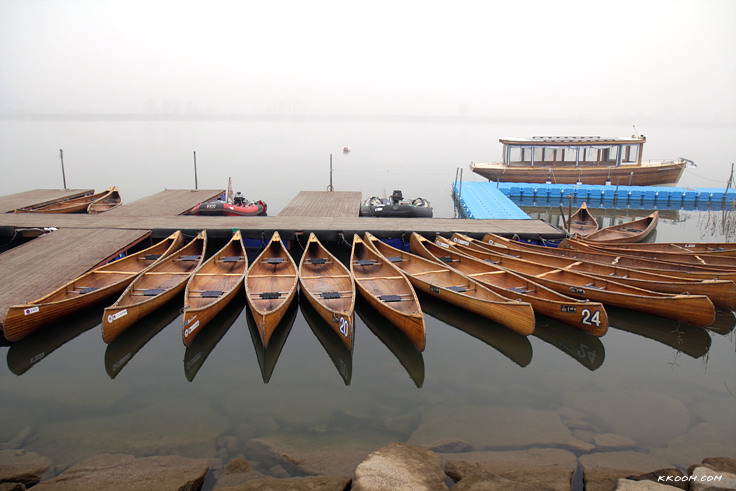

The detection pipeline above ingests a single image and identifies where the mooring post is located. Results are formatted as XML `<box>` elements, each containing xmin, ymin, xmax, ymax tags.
<box><xmin>327</xmin><ymin>153</ymin><xmax>334</xmax><ymax>191</ymax></box>
<box><xmin>59</xmin><ymin>149</ymin><xmax>67</xmax><ymax>189</ymax></box>
<box><xmin>193</xmin><ymin>151</ymin><xmax>198</xmax><ymax>190</ymax></box>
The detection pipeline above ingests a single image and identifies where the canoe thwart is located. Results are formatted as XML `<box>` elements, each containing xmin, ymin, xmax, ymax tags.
<box><xmin>142</xmin><ymin>254</ymin><xmax>162</xmax><ymax>261</ymax></box>
<box><xmin>386</xmin><ymin>256</ymin><xmax>403</xmax><ymax>263</ymax></box>
<box><xmin>258</xmin><ymin>291</ymin><xmax>284</xmax><ymax>299</ymax></box>
<box><xmin>200</xmin><ymin>290</ymin><xmax>225</xmax><ymax>298</ymax></box>
<box><xmin>378</xmin><ymin>294</ymin><xmax>403</xmax><ymax>302</ymax></box>
<box><xmin>319</xmin><ymin>291</ymin><xmax>342</xmax><ymax>299</ymax></box>
<box><xmin>447</xmin><ymin>285</ymin><xmax>468</xmax><ymax>292</ymax></box>
<box><xmin>354</xmin><ymin>259</ymin><xmax>379</xmax><ymax>266</ymax></box>
<box><xmin>305</xmin><ymin>258</ymin><xmax>330</xmax><ymax>264</ymax></box>
<box><xmin>71</xmin><ymin>287</ymin><xmax>98</xmax><ymax>294</ymax></box>
<box><xmin>263</xmin><ymin>258</ymin><xmax>286</xmax><ymax>264</ymax></box>
<box><xmin>219</xmin><ymin>256</ymin><xmax>245</xmax><ymax>263</ymax></box>
<box><xmin>143</xmin><ymin>288</ymin><xmax>166</xmax><ymax>296</ymax></box>
<box><xmin>178</xmin><ymin>255</ymin><xmax>202</xmax><ymax>262</ymax></box>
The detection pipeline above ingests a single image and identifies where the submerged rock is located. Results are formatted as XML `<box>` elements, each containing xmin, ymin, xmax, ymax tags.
<box><xmin>0</xmin><ymin>449</ymin><xmax>54</xmax><ymax>487</ymax></box>
<box><xmin>31</xmin><ymin>453</ymin><xmax>209</xmax><ymax>491</ymax></box>
<box><xmin>352</xmin><ymin>442</ymin><xmax>448</xmax><ymax>491</ymax></box>
<box><xmin>214</xmin><ymin>475</ymin><xmax>352</xmax><ymax>490</ymax></box>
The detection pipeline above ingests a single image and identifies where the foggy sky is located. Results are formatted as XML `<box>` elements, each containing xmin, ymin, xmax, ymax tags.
<box><xmin>1</xmin><ymin>0</ymin><xmax>734</xmax><ymax>124</ymax></box>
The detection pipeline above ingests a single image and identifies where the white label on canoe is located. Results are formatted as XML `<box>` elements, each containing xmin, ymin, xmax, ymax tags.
<box><xmin>436</xmin><ymin>240</ymin><xmax>450</xmax><ymax>248</ymax></box>
<box><xmin>339</xmin><ymin>317</ymin><xmax>349</xmax><ymax>338</ymax></box>
<box><xmin>107</xmin><ymin>309</ymin><xmax>127</xmax><ymax>323</ymax></box>
<box><xmin>452</xmin><ymin>237</ymin><xmax>470</xmax><ymax>245</ymax></box>
<box><xmin>184</xmin><ymin>321</ymin><xmax>200</xmax><ymax>338</ymax></box>
<box><xmin>24</xmin><ymin>306</ymin><xmax>40</xmax><ymax>315</ymax></box>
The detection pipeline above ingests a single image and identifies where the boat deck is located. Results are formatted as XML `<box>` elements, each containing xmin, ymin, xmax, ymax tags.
<box><xmin>0</xmin><ymin>188</ymin><xmax>563</xmax><ymax>334</ymax></box>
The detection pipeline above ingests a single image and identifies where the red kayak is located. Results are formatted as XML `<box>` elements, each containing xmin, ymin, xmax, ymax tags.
<box><xmin>188</xmin><ymin>199</ymin><xmax>267</xmax><ymax>217</ymax></box>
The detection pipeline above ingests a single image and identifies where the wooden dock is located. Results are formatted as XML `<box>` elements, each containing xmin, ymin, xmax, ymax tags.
<box><xmin>0</xmin><ymin>188</ymin><xmax>563</xmax><ymax>335</ymax></box>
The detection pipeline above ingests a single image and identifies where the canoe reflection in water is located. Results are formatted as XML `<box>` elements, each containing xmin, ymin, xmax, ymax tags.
<box><xmin>418</xmin><ymin>292</ymin><xmax>533</xmax><ymax>368</ymax></box>
<box><xmin>356</xmin><ymin>296</ymin><xmax>424</xmax><ymax>388</ymax></box>
<box><xmin>300</xmin><ymin>295</ymin><xmax>352</xmax><ymax>386</ymax></box>
<box><xmin>606</xmin><ymin>307</ymin><xmax>712</xmax><ymax>359</ymax></box>
<box><xmin>705</xmin><ymin>308</ymin><xmax>736</xmax><ymax>337</ymax></box>
<box><xmin>246</xmin><ymin>298</ymin><xmax>298</xmax><ymax>383</ymax></box>
<box><xmin>7</xmin><ymin>305</ymin><xmax>100</xmax><ymax>376</ymax></box>
<box><xmin>184</xmin><ymin>293</ymin><xmax>246</xmax><ymax>382</ymax></box>
<box><xmin>104</xmin><ymin>298</ymin><xmax>182</xmax><ymax>379</ymax></box>
<box><xmin>533</xmin><ymin>318</ymin><xmax>606</xmax><ymax>371</ymax></box>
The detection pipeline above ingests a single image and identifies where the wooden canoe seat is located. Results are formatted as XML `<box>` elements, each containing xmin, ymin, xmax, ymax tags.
<box><xmin>386</xmin><ymin>256</ymin><xmax>403</xmax><ymax>263</ymax></box>
<box><xmin>509</xmin><ymin>286</ymin><xmax>531</xmax><ymax>294</ymax></box>
<box><xmin>142</xmin><ymin>288</ymin><xmax>166</xmax><ymax>296</ymax></box>
<box><xmin>378</xmin><ymin>294</ymin><xmax>403</xmax><ymax>302</ymax></box>
<box><xmin>437</xmin><ymin>256</ymin><xmax>457</xmax><ymax>263</ymax></box>
<box><xmin>200</xmin><ymin>290</ymin><xmax>224</xmax><ymax>298</ymax></box>
<box><xmin>142</xmin><ymin>254</ymin><xmax>162</xmax><ymax>261</ymax></box>
<box><xmin>258</xmin><ymin>292</ymin><xmax>283</xmax><ymax>299</ymax></box>
<box><xmin>219</xmin><ymin>256</ymin><xmax>244</xmax><ymax>263</ymax></box>
<box><xmin>447</xmin><ymin>285</ymin><xmax>467</xmax><ymax>292</ymax></box>
<box><xmin>483</xmin><ymin>259</ymin><xmax>499</xmax><ymax>264</ymax></box>
<box><xmin>584</xmin><ymin>282</ymin><xmax>604</xmax><ymax>290</ymax></box>
<box><xmin>319</xmin><ymin>291</ymin><xmax>342</xmax><ymax>299</ymax></box>
<box><xmin>73</xmin><ymin>286</ymin><xmax>98</xmax><ymax>294</ymax></box>
<box><xmin>263</xmin><ymin>258</ymin><xmax>286</xmax><ymax>264</ymax></box>
<box><xmin>179</xmin><ymin>255</ymin><xmax>202</xmax><ymax>262</ymax></box>
<box><xmin>354</xmin><ymin>259</ymin><xmax>378</xmax><ymax>266</ymax></box>
<box><xmin>305</xmin><ymin>258</ymin><xmax>330</xmax><ymax>264</ymax></box>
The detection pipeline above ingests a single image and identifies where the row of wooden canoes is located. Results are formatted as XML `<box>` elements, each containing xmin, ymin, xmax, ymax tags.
<box><xmin>14</xmin><ymin>187</ymin><xmax>122</xmax><ymax>214</ymax></box>
<box><xmin>3</xmin><ymin>227</ymin><xmax>733</xmax><ymax>350</ymax></box>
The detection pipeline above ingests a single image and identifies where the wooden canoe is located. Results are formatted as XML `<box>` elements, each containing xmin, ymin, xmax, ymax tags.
<box><xmin>445</xmin><ymin>237</ymin><xmax>715</xmax><ymax>327</ymax></box>
<box><xmin>584</xmin><ymin>211</ymin><xmax>659</xmax><ymax>243</ymax></box>
<box><xmin>3</xmin><ymin>231</ymin><xmax>184</xmax><ymax>342</ymax></box>
<box><xmin>364</xmin><ymin>232</ymin><xmax>535</xmax><ymax>336</ymax></box>
<box><xmin>245</xmin><ymin>230</ymin><xmax>298</xmax><ymax>348</ymax></box>
<box><xmin>480</xmin><ymin>233</ymin><xmax>736</xmax><ymax>282</ymax></box>
<box><xmin>182</xmin><ymin>230</ymin><xmax>248</xmax><ymax>346</ymax></box>
<box><xmin>102</xmin><ymin>231</ymin><xmax>206</xmax><ymax>343</ymax></box>
<box><xmin>15</xmin><ymin>187</ymin><xmax>116</xmax><ymax>213</ymax></box>
<box><xmin>412</xmin><ymin>233</ymin><xmax>608</xmax><ymax>336</ymax></box>
<box><xmin>571</xmin><ymin>240</ymin><xmax>736</xmax><ymax>256</ymax></box>
<box><xmin>298</xmin><ymin>233</ymin><xmax>356</xmax><ymax>350</ymax></box>
<box><xmin>351</xmin><ymin>234</ymin><xmax>425</xmax><ymax>351</ymax></box>
<box><xmin>559</xmin><ymin>237</ymin><xmax>736</xmax><ymax>270</ymax></box>
<box><xmin>88</xmin><ymin>187</ymin><xmax>122</xmax><ymax>213</ymax></box>
<box><xmin>450</xmin><ymin>234</ymin><xmax>736</xmax><ymax>310</ymax></box>
<box><xmin>568</xmin><ymin>202</ymin><xmax>599</xmax><ymax>237</ymax></box>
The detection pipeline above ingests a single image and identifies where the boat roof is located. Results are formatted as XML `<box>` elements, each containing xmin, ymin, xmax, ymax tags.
<box><xmin>499</xmin><ymin>136</ymin><xmax>646</xmax><ymax>145</ymax></box>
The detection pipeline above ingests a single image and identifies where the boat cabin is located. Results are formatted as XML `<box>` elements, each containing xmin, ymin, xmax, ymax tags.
<box><xmin>500</xmin><ymin>136</ymin><xmax>645</xmax><ymax>167</ymax></box>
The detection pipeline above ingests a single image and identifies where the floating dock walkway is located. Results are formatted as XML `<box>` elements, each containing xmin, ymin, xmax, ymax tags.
<box><xmin>0</xmin><ymin>188</ymin><xmax>564</xmax><ymax>332</ymax></box>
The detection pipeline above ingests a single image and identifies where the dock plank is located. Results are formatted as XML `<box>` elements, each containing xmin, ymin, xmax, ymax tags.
<box><xmin>105</xmin><ymin>189</ymin><xmax>224</xmax><ymax>216</ymax></box>
<box><xmin>0</xmin><ymin>228</ymin><xmax>150</xmax><ymax>332</ymax></box>
<box><xmin>278</xmin><ymin>191</ymin><xmax>362</xmax><ymax>217</ymax></box>
<box><xmin>0</xmin><ymin>189</ymin><xmax>95</xmax><ymax>213</ymax></box>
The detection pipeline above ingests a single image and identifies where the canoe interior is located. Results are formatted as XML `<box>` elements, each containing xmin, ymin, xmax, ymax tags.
<box><xmin>186</xmin><ymin>235</ymin><xmax>247</xmax><ymax>311</ymax></box>
<box><xmin>247</xmin><ymin>235</ymin><xmax>298</xmax><ymax>316</ymax></box>
<box><xmin>300</xmin><ymin>236</ymin><xmax>354</xmax><ymax>318</ymax></box>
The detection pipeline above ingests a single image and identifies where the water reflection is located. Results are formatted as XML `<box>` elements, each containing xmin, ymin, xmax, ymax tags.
<box><xmin>533</xmin><ymin>318</ymin><xmax>605</xmax><ymax>371</ymax></box>
<box><xmin>418</xmin><ymin>292</ymin><xmax>533</xmax><ymax>367</ymax></box>
<box><xmin>104</xmin><ymin>299</ymin><xmax>182</xmax><ymax>378</ymax></box>
<box><xmin>246</xmin><ymin>297</ymin><xmax>298</xmax><ymax>383</ymax></box>
<box><xmin>184</xmin><ymin>293</ymin><xmax>246</xmax><ymax>382</ymax></box>
<box><xmin>607</xmin><ymin>306</ymin><xmax>712</xmax><ymax>358</ymax></box>
<box><xmin>7</xmin><ymin>305</ymin><xmax>100</xmax><ymax>375</ymax></box>
<box><xmin>705</xmin><ymin>308</ymin><xmax>736</xmax><ymax>336</ymax></box>
<box><xmin>356</xmin><ymin>297</ymin><xmax>424</xmax><ymax>388</ymax></box>
<box><xmin>300</xmin><ymin>295</ymin><xmax>352</xmax><ymax>385</ymax></box>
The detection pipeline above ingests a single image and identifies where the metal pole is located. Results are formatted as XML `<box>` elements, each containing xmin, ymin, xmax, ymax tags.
<box><xmin>193</xmin><ymin>151</ymin><xmax>198</xmax><ymax>190</ymax></box>
<box><xmin>327</xmin><ymin>154</ymin><xmax>334</xmax><ymax>191</ymax></box>
<box><xmin>59</xmin><ymin>149</ymin><xmax>67</xmax><ymax>189</ymax></box>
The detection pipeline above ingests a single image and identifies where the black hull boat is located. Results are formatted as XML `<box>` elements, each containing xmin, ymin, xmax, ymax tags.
<box><xmin>359</xmin><ymin>190</ymin><xmax>432</xmax><ymax>218</ymax></box>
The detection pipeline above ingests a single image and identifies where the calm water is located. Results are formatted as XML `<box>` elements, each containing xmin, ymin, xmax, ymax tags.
<box><xmin>0</xmin><ymin>119</ymin><xmax>734</xmax><ymax>485</ymax></box>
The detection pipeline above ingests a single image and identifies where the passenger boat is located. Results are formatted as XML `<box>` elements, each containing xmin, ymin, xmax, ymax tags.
<box><xmin>413</xmin><ymin>233</ymin><xmax>608</xmax><ymax>336</ymax></box>
<box><xmin>359</xmin><ymin>190</ymin><xmax>433</xmax><ymax>218</ymax></box>
<box><xmin>245</xmin><ymin>231</ymin><xmax>298</xmax><ymax>348</ymax></box>
<box><xmin>102</xmin><ymin>231</ymin><xmax>206</xmax><ymax>343</ymax></box>
<box><xmin>480</xmin><ymin>233</ymin><xmax>736</xmax><ymax>281</ymax></box>
<box><xmin>583</xmin><ymin>211</ymin><xmax>658</xmax><ymax>243</ymax></box>
<box><xmin>567</xmin><ymin>202</ymin><xmax>599</xmax><ymax>237</ymax></box>
<box><xmin>3</xmin><ymin>231</ymin><xmax>184</xmax><ymax>342</ymax></box>
<box><xmin>351</xmin><ymin>234</ymin><xmax>426</xmax><ymax>351</ymax></box>
<box><xmin>298</xmin><ymin>233</ymin><xmax>356</xmax><ymax>350</ymax></box>
<box><xmin>559</xmin><ymin>237</ymin><xmax>736</xmax><ymax>269</ymax></box>
<box><xmin>188</xmin><ymin>192</ymin><xmax>267</xmax><ymax>217</ymax></box>
<box><xmin>88</xmin><ymin>187</ymin><xmax>122</xmax><ymax>213</ymax></box>
<box><xmin>449</xmin><ymin>234</ymin><xmax>736</xmax><ymax>310</ymax></box>
<box><xmin>15</xmin><ymin>187</ymin><xmax>119</xmax><ymax>213</ymax></box>
<box><xmin>182</xmin><ymin>230</ymin><xmax>247</xmax><ymax>346</ymax></box>
<box><xmin>470</xmin><ymin>136</ymin><xmax>687</xmax><ymax>185</ymax></box>
<box><xmin>364</xmin><ymin>232</ymin><xmax>536</xmax><ymax>336</ymax></box>
<box><xmin>445</xmin><ymin>235</ymin><xmax>715</xmax><ymax>327</ymax></box>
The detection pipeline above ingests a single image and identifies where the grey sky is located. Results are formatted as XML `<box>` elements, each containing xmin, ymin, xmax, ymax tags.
<box><xmin>1</xmin><ymin>0</ymin><xmax>734</xmax><ymax>123</ymax></box>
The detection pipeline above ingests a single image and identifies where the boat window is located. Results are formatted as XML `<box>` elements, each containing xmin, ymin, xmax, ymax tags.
<box><xmin>623</xmin><ymin>144</ymin><xmax>639</xmax><ymax>163</ymax></box>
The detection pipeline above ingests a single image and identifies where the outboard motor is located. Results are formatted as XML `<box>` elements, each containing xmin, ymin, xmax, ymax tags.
<box><xmin>390</xmin><ymin>190</ymin><xmax>403</xmax><ymax>205</ymax></box>
<box><xmin>233</xmin><ymin>192</ymin><xmax>245</xmax><ymax>206</ymax></box>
